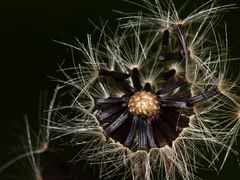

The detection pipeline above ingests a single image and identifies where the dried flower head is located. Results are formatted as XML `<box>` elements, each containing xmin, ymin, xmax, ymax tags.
<box><xmin>46</xmin><ymin>0</ymin><xmax>238</xmax><ymax>178</ymax></box>
<box><xmin>1</xmin><ymin>0</ymin><xmax>240</xmax><ymax>180</ymax></box>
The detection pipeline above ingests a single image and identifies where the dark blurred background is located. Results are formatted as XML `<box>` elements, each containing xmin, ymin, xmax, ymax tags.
<box><xmin>0</xmin><ymin>0</ymin><xmax>240</xmax><ymax>179</ymax></box>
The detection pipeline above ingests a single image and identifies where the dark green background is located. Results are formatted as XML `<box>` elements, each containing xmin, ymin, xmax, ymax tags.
<box><xmin>0</xmin><ymin>0</ymin><xmax>240</xmax><ymax>179</ymax></box>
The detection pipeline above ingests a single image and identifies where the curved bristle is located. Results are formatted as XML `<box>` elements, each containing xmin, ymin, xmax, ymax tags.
<box><xmin>138</xmin><ymin>118</ymin><xmax>148</xmax><ymax>150</ymax></box>
<box><xmin>99</xmin><ymin>69</ymin><xmax>130</xmax><ymax>80</ymax></box>
<box><xmin>144</xmin><ymin>82</ymin><xmax>152</xmax><ymax>92</ymax></box>
<box><xmin>156</xmin><ymin>79</ymin><xmax>188</xmax><ymax>95</ymax></box>
<box><xmin>97</xmin><ymin>105</ymin><xmax>126</xmax><ymax>121</ymax></box>
<box><xmin>161</xmin><ymin>69</ymin><xmax>176</xmax><ymax>80</ymax></box>
<box><xmin>132</xmin><ymin>68</ymin><xmax>142</xmax><ymax>91</ymax></box>
<box><xmin>146</xmin><ymin>118</ymin><xmax>157</xmax><ymax>148</ymax></box>
<box><xmin>162</xmin><ymin>29</ymin><xmax>170</xmax><ymax>47</ymax></box>
<box><xmin>95</xmin><ymin>97</ymin><xmax>128</xmax><ymax>105</ymax></box>
<box><xmin>124</xmin><ymin>116</ymin><xmax>138</xmax><ymax>147</ymax></box>
<box><xmin>104</xmin><ymin>110</ymin><xmax>129</xmax><ymax>135</ymax></box>
<box><xmin>159</xmin><ymin>51</ymin><xmax>183</xmax><ymax>61</ymax></box>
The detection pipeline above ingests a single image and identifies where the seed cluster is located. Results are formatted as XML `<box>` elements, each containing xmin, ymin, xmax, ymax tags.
<box><xmin>128</xmin><ymin>91</ymin><xmax>160</xmax><ymax>117</ymax></box>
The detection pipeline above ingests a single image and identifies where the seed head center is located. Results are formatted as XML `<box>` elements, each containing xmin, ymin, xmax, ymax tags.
<box><xmin>128</xmin><ymin>91</ymin><xmax>160</xmax><ymax>117</ymax></box>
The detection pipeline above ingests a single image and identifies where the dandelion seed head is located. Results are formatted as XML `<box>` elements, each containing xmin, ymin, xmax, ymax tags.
<box><xmin>56</xmin><ymin>6</ymin><xmax>239</xmax><ymax>180</ymax></box>
<box><xmin>3</xmin><ymin>1</ymin><xmax>239</xmax><ymax>180</ymax></box>
<box><xmin>52</xmin><ymin>2</ymin><xmax>235</xmax><ymax>178</ymax></box>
